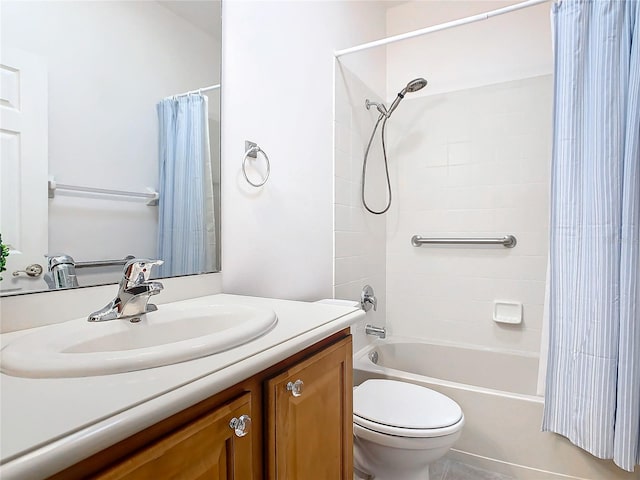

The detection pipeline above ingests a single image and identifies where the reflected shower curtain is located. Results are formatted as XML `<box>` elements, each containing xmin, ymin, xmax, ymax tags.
<box><xmin>157</xmin><ymin>95</ymin><xmax>216</xmax><ymax>277</ymax></box>
<box><xmin>542</xmin><ymin>0</ymin><xmax>639</xmax><ymax>472</ymax></box>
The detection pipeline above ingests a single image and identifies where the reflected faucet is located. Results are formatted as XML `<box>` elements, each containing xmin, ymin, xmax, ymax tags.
<box><xmin>44</xmin><ymin>254</ymin><xmax>79</xmax><ymax>289</ymax></box>
<box><xmin>88</xmin><ymin>258</ymin><xmax>164</xmax><ymax>322</ymax></box>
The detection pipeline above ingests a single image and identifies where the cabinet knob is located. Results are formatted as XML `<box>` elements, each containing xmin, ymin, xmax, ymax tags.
<box><xmin>286</xmin><ymin>379</ymin><xmax>304</xmax><ymax>397</ymax></box>
<box><xmin>229</xmin><ymin>414</ymin><xmax>251</xmax><ymax>437</ymax></box>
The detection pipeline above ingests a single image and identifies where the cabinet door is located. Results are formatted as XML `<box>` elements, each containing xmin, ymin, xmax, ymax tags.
<box><xmin>266</xmin><ymin>336</ymin><xmax>352</xmax><ymax>480</ymax></box>
<box><xmin>95</xmin><ymin>392</ymin><xmax>254</xmax><ymax>480</ymax></box>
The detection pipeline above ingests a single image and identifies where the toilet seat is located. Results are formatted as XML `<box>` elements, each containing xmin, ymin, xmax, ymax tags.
<box><xmin>354</xmin><ymin>413</ymin><xmax>464</xmax><ymax>438</ymax></box>
<box><xmin>353</xmin><ymin>379</ymin><xmax>464</xmax><ymax>438</ymax></box>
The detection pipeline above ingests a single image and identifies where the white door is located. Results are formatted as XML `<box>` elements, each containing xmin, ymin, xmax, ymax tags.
<box><xmin>0</xmin><ymin>48</ymin><xmax>48</xmax><ymax>294</ymax></box>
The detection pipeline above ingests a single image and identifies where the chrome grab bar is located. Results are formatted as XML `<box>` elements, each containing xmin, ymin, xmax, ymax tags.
<box><xmin>48</xmin><ymin>177</ymin><xmax>159</xmax><ymax>206</ymax></box>
<box><xmin>411</xmin><ymin>235</ymin><xmax>517</xmax><ymax>248</ymax></box>
<box><xmin>75</xmin><ymin>255</ymin><xmax>136</xmax><ymax>269</ymax></box>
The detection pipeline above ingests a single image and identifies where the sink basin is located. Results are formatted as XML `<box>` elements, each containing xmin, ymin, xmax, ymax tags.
<box><xmin>1</xmin><ymin>303</ymin><xmax>277</xmax><ymax>378</ymax></box>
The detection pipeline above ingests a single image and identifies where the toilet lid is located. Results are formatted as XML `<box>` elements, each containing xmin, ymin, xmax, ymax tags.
<box><xmin>353</xmin><ymin>379</ymin><xmax>462</xmax><ymax>430</ymax></box>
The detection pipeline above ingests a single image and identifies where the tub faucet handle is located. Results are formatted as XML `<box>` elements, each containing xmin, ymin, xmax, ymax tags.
<box><xmin>361</xmin><ymin>285</ymin><xmax>377</xmax><ymax>312</ymax></box>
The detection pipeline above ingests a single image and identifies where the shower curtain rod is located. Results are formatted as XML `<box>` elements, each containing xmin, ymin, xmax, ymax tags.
<box><xmin>334</xmin><ymin>0</ymin><xmax>549</xmax><ymax>58</ymax></box>
<box><xmin>173</xmin><ymin>83</ymin><xmax>220</xmax><ymax>97</ymax></box>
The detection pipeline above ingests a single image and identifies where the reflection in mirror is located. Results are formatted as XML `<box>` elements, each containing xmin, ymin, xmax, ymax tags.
<box><xmin>0</xmin><ymin>0</ymin><xmax>222</xmax><ymax>296</ymax></box>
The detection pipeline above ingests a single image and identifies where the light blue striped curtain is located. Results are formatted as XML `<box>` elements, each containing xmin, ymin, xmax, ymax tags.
<box><xmin>542</xmin><ymin>0</ymin><xmax>639</xmax><ymax>472</ymax></box>
<box><xmin>157</xmin><ymin>95</ymin><xmax>214</xmax><ymax>277</ymax></box>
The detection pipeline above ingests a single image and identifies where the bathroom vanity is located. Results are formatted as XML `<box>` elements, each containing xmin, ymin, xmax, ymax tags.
<box><xmin>0</xmin><ymin>294</ymin><xmax>362</xmax><ymax>480</ymax></box>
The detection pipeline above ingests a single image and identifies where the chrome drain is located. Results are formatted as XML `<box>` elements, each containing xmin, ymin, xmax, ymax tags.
<box><xmin>368</xmin><ymin>350</ymin><xmax>379</xmax><ymax>364</ymax></box>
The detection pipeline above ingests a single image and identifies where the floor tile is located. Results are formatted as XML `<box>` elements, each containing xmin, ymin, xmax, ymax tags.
<box><xmin>353</xmin><ymin>455</ymin><xmax>514</xmax><ymax>479</ymax></box>
<box><xmin>429</xmin><ymin>457</ymin><xmax>450</xmax><ymax>480</ymax></box>
<box><xmin>442</xmin><ymin>460</ymin><xmax>515</xmax><ymax>480</ymax></box>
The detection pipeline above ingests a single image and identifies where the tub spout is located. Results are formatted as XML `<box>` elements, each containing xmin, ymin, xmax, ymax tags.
<box><xmin>365</xmin><ymin>324</ymin><xmax>386</xmax><ymax>339</ymax></box>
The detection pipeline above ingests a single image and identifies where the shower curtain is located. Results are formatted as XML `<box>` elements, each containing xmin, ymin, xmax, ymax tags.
<box><xmin>542</xmin><ymin>0</ymin><xmax>639</xmax><ymax>472</ymax></box>
<box><xmin>157</xmin><ymin>94</ymin><xmax>216</xmax><ymax>277</ymax></box>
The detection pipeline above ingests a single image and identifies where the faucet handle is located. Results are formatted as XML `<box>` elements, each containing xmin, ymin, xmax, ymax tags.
<box><xmin>361</xmin><ymin>285</ymin><xmax>377</xmax><ymax>312</ymax></box>
<box><xmin>122</xmin><ymin>258</ymin><xmax>163</xmax><ymax>284</ymax></box>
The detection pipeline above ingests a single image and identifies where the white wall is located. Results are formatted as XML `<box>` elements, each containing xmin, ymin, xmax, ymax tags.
<box><xmin>383</xmin><ymin>0</ymin><xmax>553</xmax><ymax>354</ymax></box>
<box><xmin>1</xmin><ymin>1</ymin><xmax>220</xmax><ymax>287</ymax></box>
<box><xmin>222</xmin><ymin>1</ymin><xmax>388</xmax><ymax>301</ymax></box>
<box><xmin>386</xmin><ymin>0</ymin><xmax>553</xmax><ymax>99</ymax></box>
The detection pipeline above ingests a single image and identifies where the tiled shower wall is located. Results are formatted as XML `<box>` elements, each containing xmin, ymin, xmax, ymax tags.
<box><xmin>334</xmin><ymin>64</ymin><xmax>387</xmax><ymax>353</ymax></box>
<box><xmin>385</xmin><ymin>75</ymin><xmax>552</xmax><ymax>354</ymax></box>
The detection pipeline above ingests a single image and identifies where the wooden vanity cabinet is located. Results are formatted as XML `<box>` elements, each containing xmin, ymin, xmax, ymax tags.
<box><xmin>266</xmin><ymin>336</ymin><xmax>352</xmax><ymax>479</ymax></box>
<box><xmin>48</xmin><ymin>329</ymin><xmax>352</xmax><ymax>480</ymax></box>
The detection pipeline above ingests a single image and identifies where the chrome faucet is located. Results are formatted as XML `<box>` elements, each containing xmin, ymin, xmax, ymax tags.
<box><xmin>88</xmin><ymin>258</ymin><xmax>164</xmax><ymax>322</ymax></box>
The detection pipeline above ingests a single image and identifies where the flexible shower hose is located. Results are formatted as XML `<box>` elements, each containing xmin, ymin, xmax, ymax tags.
<box><xmin>361</xmin><ymin>113</ymin><xmax>392</xmax><ymax>215</ymax></box>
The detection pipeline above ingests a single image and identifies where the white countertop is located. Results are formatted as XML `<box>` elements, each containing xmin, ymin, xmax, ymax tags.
<box><xmin>0</xmin><ymin>294</ymin><xmax>363</xmax><ymax>480</ymax></box>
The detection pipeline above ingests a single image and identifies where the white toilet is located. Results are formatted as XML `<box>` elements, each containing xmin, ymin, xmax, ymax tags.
<box><xmin>353</xmin><ymin>379</ymin><xmax>464</xmax><ymax>480</ymax></box>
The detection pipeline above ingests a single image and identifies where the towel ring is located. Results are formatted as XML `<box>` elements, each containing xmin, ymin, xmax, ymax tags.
<box><xmin>242</xmin><ymin>142</ymin><xmax>270</xmax><ymax>187</ymax></box>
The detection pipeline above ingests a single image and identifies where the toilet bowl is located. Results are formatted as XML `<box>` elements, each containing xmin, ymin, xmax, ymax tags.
<box><xmin>353</xmin><ymin>379</ymin><xmax>464</xmax><ymax>480</ymax></box>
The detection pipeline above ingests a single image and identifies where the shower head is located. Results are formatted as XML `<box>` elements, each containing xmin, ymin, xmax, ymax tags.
<box><xmin>386</xmin><ymin>77</ymin><xmax>428</xmax><ymax>117</ymax></box>
<box><xmin>404</xmin><ymin>78</ymin><xmax>428</xmax><ymax>93</ymax></box>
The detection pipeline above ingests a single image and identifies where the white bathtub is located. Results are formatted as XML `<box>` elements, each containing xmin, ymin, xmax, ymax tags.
<box><xmin>354</xmin><ymin>338</ymin><xmax>637</xmax><ymax>480</ymax></box>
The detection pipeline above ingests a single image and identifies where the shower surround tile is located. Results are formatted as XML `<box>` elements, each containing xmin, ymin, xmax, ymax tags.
<box><xmin>334</xmin><ymin>63</ymin><xmax>387</xmax><ymax>354</ymax></box>
<box><xmin>335</xmin><ymin>69</ymin><xmax>551</xmax><ymax>356</ymax></box>
<box><xmin>385</xmin><ymin>75</ymin><xmax>552</xmax><ymax>355</ymax></box>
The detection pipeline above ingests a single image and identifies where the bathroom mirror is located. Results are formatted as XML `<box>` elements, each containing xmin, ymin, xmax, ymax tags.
<box><xmin>0</xmin><ymin>0</ymin><xmax>222</xmax><ymax>296</ymax></box>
